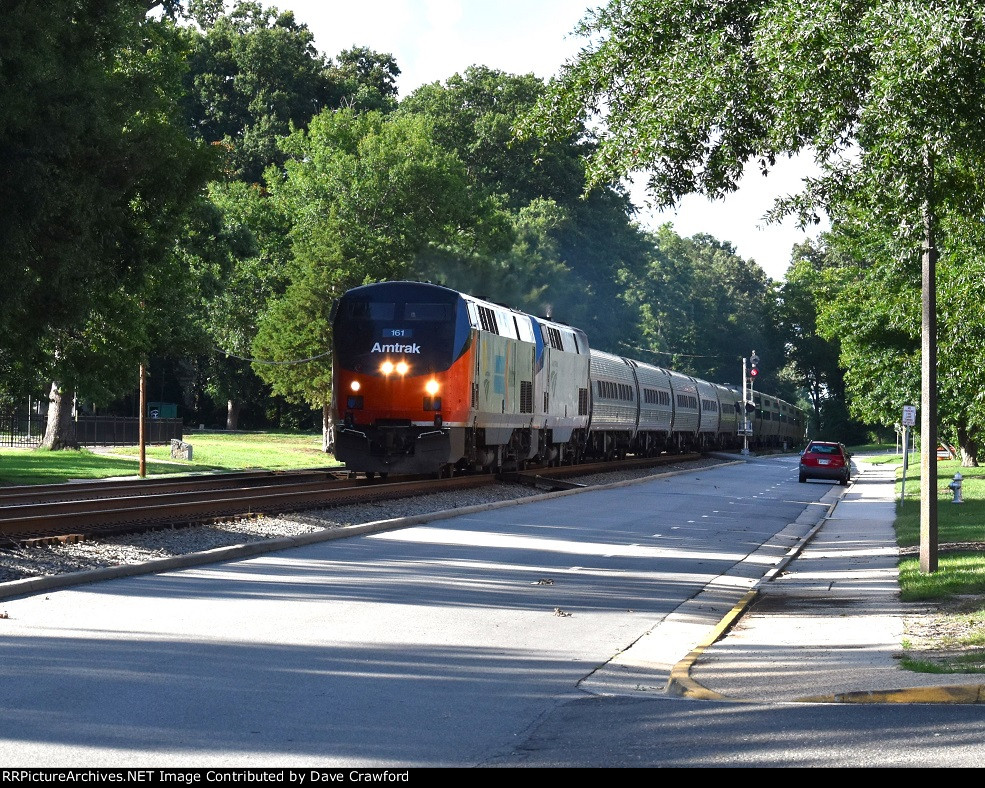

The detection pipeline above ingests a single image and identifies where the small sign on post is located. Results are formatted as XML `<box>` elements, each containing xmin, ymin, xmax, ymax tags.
<box><xmin>901</xmin><ymin>405</ymin><xmax>916</xmax><ymax>501</ymax></box>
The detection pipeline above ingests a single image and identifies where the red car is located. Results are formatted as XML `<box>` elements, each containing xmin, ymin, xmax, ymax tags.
<box><xmin>799</xmin><ymin>441</ymin><xmax>852</xmax><ymax>485</ymax></box>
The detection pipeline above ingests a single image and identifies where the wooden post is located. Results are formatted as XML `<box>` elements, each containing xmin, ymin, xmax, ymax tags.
<box><xmin>139</xmin><ymin>364</ymin><xmax>147</xmax><ymax>479</ymax></box>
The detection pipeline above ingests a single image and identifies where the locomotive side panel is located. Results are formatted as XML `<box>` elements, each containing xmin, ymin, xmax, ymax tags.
<box><xmin>540</xmin><ymin>328</ymin><xmax>591</xmax><ymax>443</ymax></box>
<box><xmin>473</xmin><ymin>328</ymin><xmax>535</xmax><ymax>444</ymax></box>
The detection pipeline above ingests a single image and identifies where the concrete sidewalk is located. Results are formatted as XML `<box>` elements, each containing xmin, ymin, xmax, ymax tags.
<box><xmin>670</xmin><ymin>458</ymin><xmax>985</xmax><ymax>704</ymax></box>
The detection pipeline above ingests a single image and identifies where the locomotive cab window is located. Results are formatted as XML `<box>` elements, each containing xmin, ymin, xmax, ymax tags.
<box><xmin>344</xmin><ymin>301</ymin><xmax>396</xmax><ymax>321</ymax></box>
<box><xmin>404</xmin><ymin>303</ymin><xmax>452</xmax><ymax>321</ymax></box>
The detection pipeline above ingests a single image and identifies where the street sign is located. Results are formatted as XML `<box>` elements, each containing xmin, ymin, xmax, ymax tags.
<box><xmin>902</xmin><ymin>405</ymin><xmax>916</xmax><ymax>427</ymax></box>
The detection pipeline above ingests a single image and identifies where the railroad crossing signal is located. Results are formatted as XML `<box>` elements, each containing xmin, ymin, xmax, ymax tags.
<box><xmin>750</xmin><ymin>351</ymin><xmax>759</xmax><ymax>378</ymax></box>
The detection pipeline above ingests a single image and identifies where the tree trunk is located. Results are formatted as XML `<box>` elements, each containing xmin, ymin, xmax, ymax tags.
<box><xmin>322</xmin><ymin>402</ymin><xmax>334</xmax><ymax>454</ymax></box>
<box><xmin>41</xmin><ymin>381</ymin><xmax>79</xmax><ymax>450</ymax></box>
<box><xmin>226</xmin><ymin>399</ymin><xmax>241</xmax><ymax>430</ymax></box>
<box><xmin>956</xmin><ymin>421</ymin><xmax>979</xmax><ymax>467</ymax></box>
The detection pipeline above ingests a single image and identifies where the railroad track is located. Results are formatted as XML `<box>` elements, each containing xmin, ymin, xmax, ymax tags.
<box><xmin>0</xmin><ymin>453</ymin><xmax>703</xmax><ymax>547</ymax></box>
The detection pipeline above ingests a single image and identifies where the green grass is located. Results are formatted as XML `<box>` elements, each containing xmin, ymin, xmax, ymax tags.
<box><xmin>855</xmin><ymin>452</ymin><xmax>985</xmax><ymax>602</ymax></box>
<box><xmin>898</xmin><ymin>652</ymin><xmax>985</xmax><ymax>674</ymax></box>
<box><xmin>0</xmin><ymin>447</ymin><xmax>204</xmax><ymax>485</ymax></box>
<box><xmin>0</xmin><ymin>430</ymin><xmax>340</xmax><ymax>486</ymax></box>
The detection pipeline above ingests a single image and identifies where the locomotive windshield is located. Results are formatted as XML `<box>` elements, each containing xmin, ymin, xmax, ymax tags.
<box><xmin>333</xmin><ymin>283</ymin><xmax>470</xmax><ymax>375</ymax></box>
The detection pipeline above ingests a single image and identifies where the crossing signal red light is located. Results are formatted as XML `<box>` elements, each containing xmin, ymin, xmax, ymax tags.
<box><xmin>750</xmin><ymin>367</ymin><xmax>758</xmax><ymax>377</ymax></box>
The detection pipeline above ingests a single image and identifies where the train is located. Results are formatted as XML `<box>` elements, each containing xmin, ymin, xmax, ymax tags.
<box><xmin>329</xmin><ymin>280</ymin><xmax>806</xmax><ymax>477</ymax></box>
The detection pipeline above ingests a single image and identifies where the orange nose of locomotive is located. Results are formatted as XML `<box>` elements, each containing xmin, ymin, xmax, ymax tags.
<box><xmin>340</xmin><ymin>358</ymin><xmax>445</xmax><ymax>428</ymax></box>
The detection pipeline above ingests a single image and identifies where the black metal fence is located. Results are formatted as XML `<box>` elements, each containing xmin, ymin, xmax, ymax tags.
<box><xmin>0</xmin><ymin>414</ymin><xmax>183</xmax><ymax>448</ymax></box>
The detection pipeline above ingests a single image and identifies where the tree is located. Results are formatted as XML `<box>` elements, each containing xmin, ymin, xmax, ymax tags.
<box><xmin>401</xmin><ymin>66</ymin><xmax>587</xmax><ymax>210</ymax></box>
<box><xmin>252</xmin><ymin>108</ymin><xmax>507</xmax><ymax>445</ymax></box>
<box><xmin>818</xmin><ymin>209</ymin><xmax>985</xmax><ymax>464</ymax></box>
<box><xmin>180</xmin><ymin>5</ymin><xmax>406</xmax><ymax>427</ymax></box>
<box><xmin>774</xmin><ymin>239</ymin><xmax>861</xmax><ymax>440</ymax></box>
<box><xmin>181</xmin><ymin>0</ymin><xmax>335</xmax><ymax>184</ymax></box>
<box><xmin>168</xmin><ymin>180</ymin><xmax>294</xmax><ymax>429</ymax></box>
<box><xmin>325</xmin><ymin>46</ymin><xmax>401</xmax><ymax>113</ymax></box>
<box><xmin>619</xmin><ymin>226</ymin><xmax>785</xmax><ymax>395</ymax></box>
<box><xmin>0</xmin><ymin>2</ymin><xmax>214</xmax><ymax>448</ymax></box>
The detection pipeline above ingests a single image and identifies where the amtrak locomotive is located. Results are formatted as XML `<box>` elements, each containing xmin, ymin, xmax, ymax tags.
<box><xmin>330</xmin><ymin>280</ymin><xmax>805</xmax><ymax>477</ymax></box>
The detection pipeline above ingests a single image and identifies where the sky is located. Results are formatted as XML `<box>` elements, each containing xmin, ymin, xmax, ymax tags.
<box><xmin>269</xmin><ymin>0</ymin><xmax>825</xmax><ymax>282</ymax></box>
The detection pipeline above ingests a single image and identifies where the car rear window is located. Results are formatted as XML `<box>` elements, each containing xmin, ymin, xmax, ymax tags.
<box><xmin>808</xmin><ymin>444</ymin><xmax>841</xmax><ymax>455</ymax></box>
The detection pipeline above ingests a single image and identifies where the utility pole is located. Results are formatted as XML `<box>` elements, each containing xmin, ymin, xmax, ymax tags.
<box><xmin>920</xmin><ymin>151</ymin><xmax>938</xmax><ymax>574</ymax></box>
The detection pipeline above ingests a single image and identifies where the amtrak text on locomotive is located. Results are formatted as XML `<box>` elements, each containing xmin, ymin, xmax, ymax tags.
<box><xmin>370</xmin><ymin>342</ymin><xmax>421</xmax><ymax>354</ymax></box>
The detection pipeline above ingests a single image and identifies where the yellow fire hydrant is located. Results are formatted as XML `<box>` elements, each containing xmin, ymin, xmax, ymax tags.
<box><xmin>948</xmin><ymin>472</ymin><xmax>963</xmax><ymax>504</ymax></box>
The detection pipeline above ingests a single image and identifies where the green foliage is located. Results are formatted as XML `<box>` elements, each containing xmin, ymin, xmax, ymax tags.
<box><xmin>400</xmin><ymin>66</ymin><xmax>587</xmax><ymax>210</ymax></box>
<box><xmin>620</xmin><ymin>227</ymin><xmax>782</xmax><ymax>391</ymax></box>
<box><xmin>181</xmin><ymin>1</ymin><xmax>335</xmax><ymax>183</ymax></box>
<box><xmin>775</xmin><ymin>244</ymin><xmax>842</xmax><ymax>412</ymax></box>
<box><xmin>325</xmin><ymin>46</ymin><xmax>401</xmax><ymax>113</ymax></box>
<box><xmin>816</xmin><ymin>205</ymin><xmax>985</xmax><ymax>456</ymax></box>
<box><xmin>252</xmin><ymin>108</ymin><xmax>502</xmax><ymax>407</ymax></box>
<box><xmin>178</xmin><ymin>4</ymin><xmax>405</xmax><ymax>422</ymax></box>
<box><xmin>528</xmin><ymin>0</ymin><xmax>985</xmax><ymax>453</ymax></box>
<box><xmin>529</xmin><ymin>1</ymin><xmax>985</xmax><ymax>224</ymax></box>
<box><xmin>0</xmin><ymin>2</ymin><xmax>215</xmax><ymax>405</ymax></box>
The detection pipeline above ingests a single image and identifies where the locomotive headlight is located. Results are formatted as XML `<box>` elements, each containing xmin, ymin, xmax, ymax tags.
<box><xmin>349</xmin><ymin>380</ymin><xmax>361</xmax><ymax>392</ymax></box>
<box><xmin>425</xmin><ymin>379</ymin><xmax>440</xmax><ymax>396</ymax></box>
<box><xmin>396</xmin><ymin>360</ymin><xmax>410</xmax><ymax>375</ymax></box>
<box><xmin>380</xmin><ymin>360</ymin><xmax>394</xmax><ymax>375</ymax></box>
